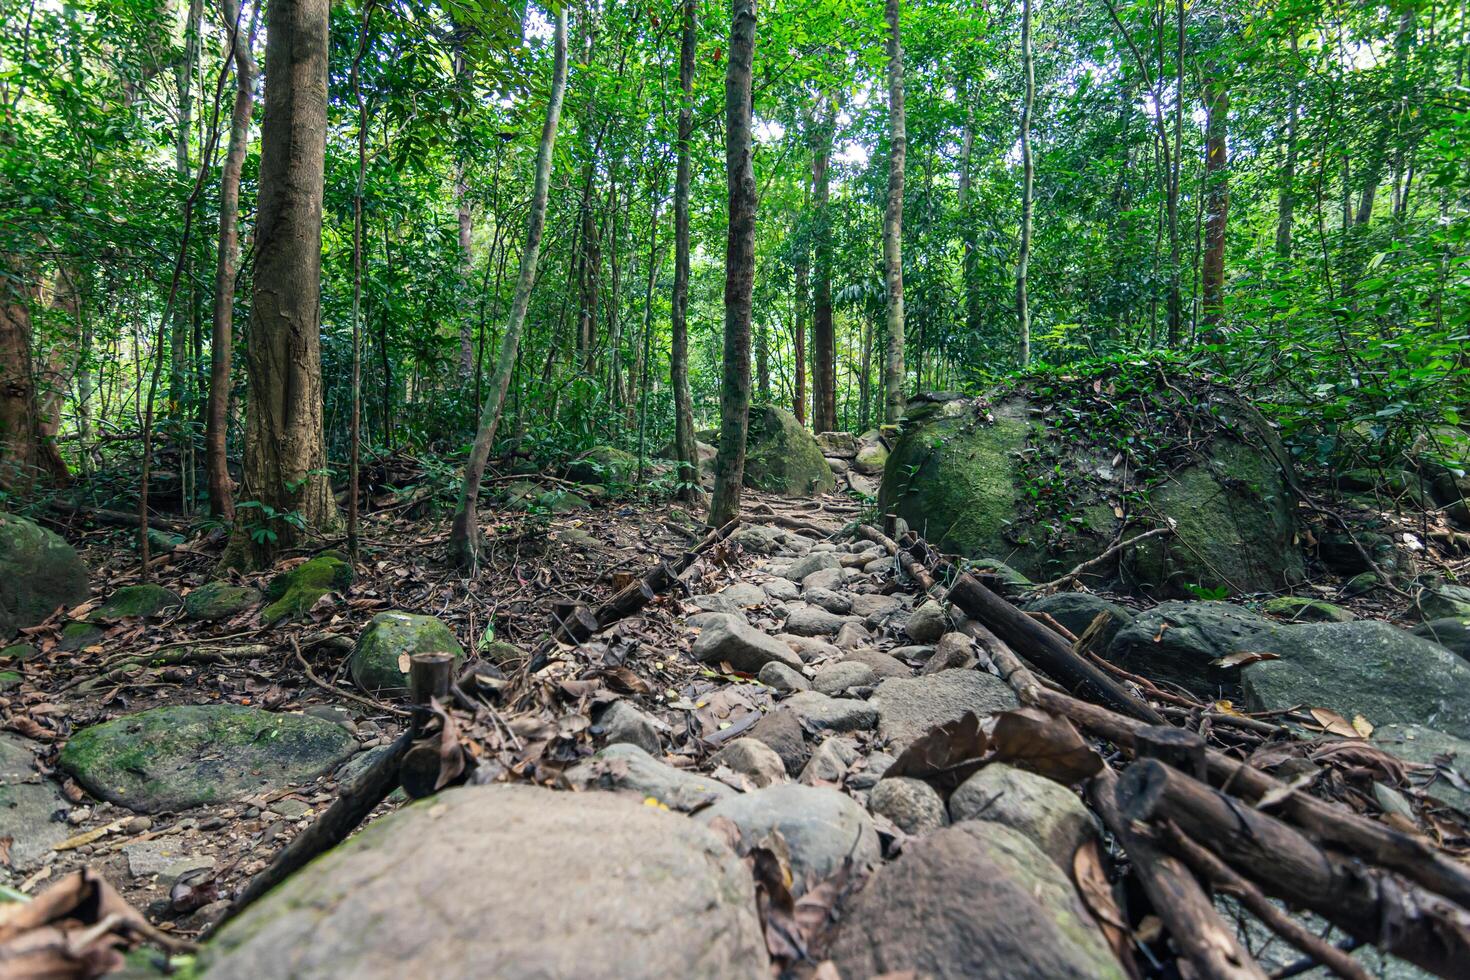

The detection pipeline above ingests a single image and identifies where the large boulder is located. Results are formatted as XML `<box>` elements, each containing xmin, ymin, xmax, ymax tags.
<box><xmin>1106</xmin><ymin>601</ymin><xmax>1280</xmax><ymax>693</ymax></box>
<box><xmin>692</xmin><ymin>614</ymin><xmax>802</xmax><ymax>673</ymax></box>
<box><xmin>202</xmin><ymin>784</ymin><xmax>769</xmax><ymax>978</ymax></box>
<box><xmin>829</xmin><ymin>820</ymin><xmax>1126</xmax><ymax>979</ymax></box>
<box><xmin>1242</xmin><ymin>622</ymin><xmax>1470</xmax><ymax>738</ymax></box>
<box><xmin>743</xmin><ymin>405</ymin><xmax>836</xmax><ymax>496</ymax></box>
<box><xmin>879</xmin><ymin>370</ymin><xmax>1304</xmax><ymax>597</ymax></box>
<box><xmin>183</xmin><ymin>581</ymin><xmax>261</xmax><ymax>622</ymax></box>
<box><xmin>563</xmin><ymin>742</ymin><xmax>733</xmax><ymax>811</ymax></box>
<box><xmin>948</xmin><ymin>764</ymin><xmax>1097</xmax><ymax>869</ymax></box>
<box><xmin>88</xmin><ymin>584</ymin><xmax>181</xmax><ymax>621</ymax></box>
<box><xmin>0</xmin><ymin>513</ymin><xmax>88</xmax><ymax>639</ymax></box>
<box><xmin>261</xmin><ymin>555</ymin><xmax>354</xmax><ymax>623</ymax></box>
<box><xmin>0</xmin><ymin>733</ymin><xmax>71</xmax><ymax>869</ymax></box>
<box><xmin>59</xmin><ymin>704</ymin><xmax>358</xmax><ymax>813</ymax></box>
<box><xmin>872</xmin><ymin>671</ymin><xmax>1018</xmax><ymax>750</ymax></box>
<box><xmin>349</xmin><ymin>611</ymin><xmax>464</xmax><ymax>696</ymax></box>
<box><xmin>1414</xmin><ymin>617</ymin><xmax>1470</xmax><ymax>660</ymax></box>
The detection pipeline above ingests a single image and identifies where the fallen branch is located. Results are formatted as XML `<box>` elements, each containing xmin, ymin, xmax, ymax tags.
<box><xmin>1032</xmin><ymin>524</ymin><xmax>1175</xmax><ymax>592</ymax></box>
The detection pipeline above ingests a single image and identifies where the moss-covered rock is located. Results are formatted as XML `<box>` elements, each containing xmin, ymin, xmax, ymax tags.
<box><xmin>350</xmin><ymin>611</ymin><xmax>464</xmax><ymax>695</ymax></box>
<box><xmin>89</xmin><ymin>584</ymin><xmax>182</xmax><ymax>621</ymax></box>
<box><xmin>261</xmin><ymin>556</ymin><xmax>354</xmax><ymax>624</ymax></box>
<box><xmin>1261</xmin><ymin>596</ymin><xmax>1356</xmax><ymax>623</ymax></box>
<box><xmin>879</xmin><ymin>368</ymin><xmax>1305</xmax><ymax>597</ymax></box>
<box><xmin>0</xmin><ymin>512</ymin><xmax>89</xmax><ymax>639</ymax></box>
<box><xmin>0</xmin><ymin>671</ymin><xmax>20</xmax><ymax>691</ymax></box>
<box><xmin>56</xmin><ymin>621</ymin><xmax>103</xmax><ymax>652</ymax></box>
<box><xmin>743</xmin><ymin>405</ymin><xmax>836</xmax><ymax>496</ymax></box>
<box><xmin>1</xmin><ymin>642</ymin><xmax>37</xmax><ymax>663</ymax></box>
<box><xmin>853</xmin><ymin>441</ymin><xmax>889</xmax><ymax>475</ymax></box>
<box><xmin>479</xmin><ymin>640</ymin><xmax>525</xmax><ymax>667</ymax></box>
<box><xmin>565</xmin><ymin>446</ymin><xmax>637</xmax><ymax>485</ymax></box>
<box><xmin>184</xmin><ymin>581</ymin><xmax>262</xmax><ymax>622</ymax></box>
<box><xmin>59</xmin><ymin>704</ymin><xmax>358</xmax><ymax>813</ymax></box>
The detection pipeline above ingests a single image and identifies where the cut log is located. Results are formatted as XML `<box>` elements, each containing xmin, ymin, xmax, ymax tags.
<box><xmin>1134</xmin><ymin>724</ymin><xmax>1207</xmax><ymax>780</ymax></box>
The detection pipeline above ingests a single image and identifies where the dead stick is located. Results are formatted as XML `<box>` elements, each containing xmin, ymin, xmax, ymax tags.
<box><xmin>1032</xmin><ymin>525</ymin><xmax>1175</xmax><ymax>591</ymax></box>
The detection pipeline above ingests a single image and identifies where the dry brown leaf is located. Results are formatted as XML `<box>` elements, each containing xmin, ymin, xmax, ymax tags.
<box><xmin>1209</xmin><ymin>650</ymin><xmax>1281</xmax><ymax>668</ymax></box>
<box><xmin>883</xmin><ymin>711</ymin><xmax>990</xmax><ymax>792</ymax></box>
<box><xmin>1352</xmin><ymin>714</ymin><xmax>1374</xmax><ymax>738</ymax></box>
<box><xmin>1072</xmin><ymin>840</ymin><xmax>1137</xmax><ymax>978</ymax></box>
<box><xmin>1212</xmin><ymin>699</ymin><xmax>1244</xmax><ymax>717</ymax></box>
<box><xmin>989</xmin><ymin>708</ymin><xmax>1103</xmax><ymax>783</ymax></box>
<box><xmin>1306</xmin><ymin>707</ymin><xmax>1363</xmax><ymax>739</ymax></box>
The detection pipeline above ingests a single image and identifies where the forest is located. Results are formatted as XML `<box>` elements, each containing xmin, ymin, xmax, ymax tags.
<box><xmin>1</xmin><ymin>0</ymin><xmax>1469</xmax><ymax>976</ymax></box>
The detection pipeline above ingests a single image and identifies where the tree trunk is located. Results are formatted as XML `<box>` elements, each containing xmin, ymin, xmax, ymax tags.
<box><xmin>1016</xmin><ymin>0</ymin><xmax>1034</xmax><ymax>367</ymax></box>
<box><xmin>1275</xmin><ymin>40</ymin><xmax>1298</xmax><ymax>260</ymax></box>
<box><xmin>793</xmin><ymin>174</ymin><xmax>809</xmax><ymax>426</ymax></box>
<box><xmin>221</xmin><ymin>0</ymin><xmax>339</xmax><ymax>570</ymax></box>
<box><xmin>1201</xmin><ymin>68</ymin><xmax>1228</xmax><ymax>335</ymax></box>
<box><xmin>206</xmin><ymin>0</ymin><xmax>257</xmax><ymax>523</ymax></box>
<box><xmin>708</xmin><ymin>0</ymin><xmax>757</xmax><ymax>530</ymax></box>
<box><xmin>449</xmin><ymin>8</ymin><xmax>568</xmax><ymax>568</ymax></box>
<box><xmin>882</xmin><ymin>0</ymin><xmax>906</xmax><ymax>422</ymax></box>
<box><xmin>810</xmin><ymin>105</ymin><xmax>836</xmax><ymax>433</ymax></box>
<box><xmin>0</xmin><ymin>260</ymin><xmax>40</xmax><ymax>493</ymax></box>
<box><xmin>959</xmin><ymin>98</ymin><xmax>980</xmax><ymax>338</ymax></box>
<box><xmin>1167</xmin><ymin>0</ymin><xmax>1184</xmax><ymax>345</ymax></box>
<box><xmin>670</xmin><ymin>0</ymin><xmax>699</xmax><ymax>502</ymax></box>
<box><xmin>170</xmin><ymin>0</ymin><xmax>204</xmax><ymax>425</ymax></box>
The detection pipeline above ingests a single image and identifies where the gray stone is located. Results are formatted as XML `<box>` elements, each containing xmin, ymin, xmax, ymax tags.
<box><xmin>350</xmin><ymin>611</ymin><xmax>464</xmax><ymax>696</ymax></box>
<box><xmin>851</xmin><ymin>593</ymin><xmax>903</xmax><ymax>622</ymax></box>
<box><xmin>1242</xmin><ymin>622</ymin><xmax>1470</xmax><ymax>738</ymax></box>
<box><xmin>873</xmin><ymin>671</ymin><xmax>1018</xmax><ymax>750</ymax></box>
<box><xmin>748</xmin><ymin>708</ymin><xmax>809</xmax><ymax>775</ymax></box>
<box><xmin>784</xmin><ymin>691</ymin><xmax>879</xmax><ymax>734</ymax></box>
<box><xmin>0</xmin><ymin>513</ymin><xmax>88</xmax><ymax>640</ymax></box>
<box><xmin>89</xmin><ymin>584</ymin><xmax>181</xmax><ymax>621</ymax></box>
<box><xmin>711</xmin><ymin>738</ymin><xmax>787</xmax><ymax>787</ymax></box>
<box><xmin>849</xmin><ymin>752</ymin><xmax>897</xmax><ymax>790</ymax></box>
<box><xmin>183</xmin><ymin>582</ymin><xmax>262</xmax><ymax>622</ymax></box>
<box><xmin>800</xmin><ymin>737</ymin><xmax>859</xmax><ymax>785</ymax></box>
<box><xmin>1417</xmin><ymin>585</ymin><xmax>1470</xmax><ymax>620</ymax></box>
<box><xmin>761</xmin><ymin>578</ymin><xmax>800</xmax><ymax>602</ymax></box>
<box><xmin>0</xmin><ymin>733</ymin><xmax>69</xmax><ymax>868</ymax></box>
<box><xmin>869</xmin><ymin>776</ymin><xmax>947</xmax><ymax>834</ymax></box>
<box><xmin>1107</xmin><ymin>600</ymin><xmax>1280</xmax><ymax>693</ymax></box>
<box><xmin>784</xmin><ymin>605</ymin><xmax>858</xmax><ymax>637</ymax></box>
<box><xmin>59</xmin><ymin>705</ymin><xmax>358</xmax><ymax>813</ymax></box>
<box><xmin>563</xmin><ymin>743</ymin><xmax>733</xmax><ymax>811</ymax></box>
<box><xmin>833</xmin><ymin>621</ymin><xmax>872</xmax><ymax>650</ymax></box>
<box><xmin>1261</xmin><ymin>596</ymin><xmax>1356</xmax><ymax>623</ymax></box>
<box><xmin>922</xmin><ymin>633</ymin><xmax>976</xmax><ymax>674</ymax></box>
<box><xmin>889</xmin><ymin>644</ymin><xmax>935</xmax><ymax>663</ymax></box>
<box><xmin>688</xmin><ymin>610</ymin><xmax>744</xmax><ymax>630</ymax></box>
<box><xmin>805</xmin><ymin>588</ymin><xmax>853</xmax><ymax>614</ymax></box>
<box><xmin>778</xmin><ymin>633</ymin><xmax>842</xmax><ymax>662</ymax></box>
<box><xmin>1023</xmin><ymin>592</ymin><xmax>1133</xmax><ymax>646</ymax></box>
<box><xmin>594</xmin><ymin>700</ymin><xmax>663</xmax><ymax>755</ymax></box>
<box><xmin>696</xmin><ymin>783</ymin><xmax>880</xmax><ymax>891</ymax></box>
<box><xmin>692</xmin><ymin>593</ymin><xmax>741</xmax><ymax>614</ymax></box>
<box><xmin>827</xmin><ymin>456</ymin><xmax>851</xmax><ymax>475</ymax></box>
<box><xmin>692</xmin><ymin>615</ymin><xmax>803</xmax><ymax>673</ymax></box>
<box><xmin>949</xmin><ymin>763</ymin><xmax>1098</xmax><ymax>869</ymax></box>
<box><xmin>719</xmin><ymin>582</ymin><xmax>767</xmax><ymax>607</ymax></box>
<box><xmin>1413</xmin><ymin>618</ymin><xmax>1470</xmax><ymax>660</ymax></box>
<box><xmin>1217</xmin><ymin>895</ymin><xmax>1432</xmax><ymax>980</ymax></box>
<box><xmin>801</xmin><ymin>567</ymin><xmax>846</xmax><ymax>593</ymax></box>
<box><xmin>1371</xmin><ymin>723</ymin><xmax>1470</xmax><ymax>810</ymax></box>
<box><xmin>830</xmin><ymin>820</ymin><xmax>1125</xmax><ymax>980</ymax></box>
<box><xmin>123</xmin><ymin>839</ymin><xmax>216</xmax><ymax>885</ymax></box>
<box><xmin>905</xmin><ymin>600</ymin><xmax>949</xmax><ymax>643</ymax></box>
<box><xmin>757</xmin><ymin>661</ymin><xmax>810</xmax><ymax>692</ymax></box>
<box><xmin>812</xmin><ymin>660</ymin><xmax>877</xmax><ymax>695</ymax></box>
<box><xmin>203</xmin><ymin>784</ymin><xmax>769</xmax><ymax>978</ymax></box>
<box><xmin>842</xmin><ymin>648</ymin><xmax>911</xmax><ymax>679</ymax></box>
<box><xmin>785</xmin><ymin>552</ymin><xmax>842</xmax><ymax>582</ymax></box>
<box><xmin>863</xmin><ymin>556</ymin><xmax>895</xmax><ymax>575</ymax></box>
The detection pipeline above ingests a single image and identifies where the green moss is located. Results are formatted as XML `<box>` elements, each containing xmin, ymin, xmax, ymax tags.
<box><xmin>89</xmin><ymin>584</ymin><xmax>182</xmax><ymax>621</ymax></box>
<box><xmin>0</xmin><ymin>513</ymin><xmax>90</xmax><ymax>639</ymax></box>
<box><xmin>0</xmin><ymin>671</ymin><xmax>20</xmax><ymax>691</ymax></box>
<box><xmin>57</xmin><ymin>621</ymin><xmax>103</xmax><ymax>652</ymax></box>
<box><xmin>183</xmin><ymin>581</ymin><xmax>262</xmax><ymax>622</ymax></box>
<box><xmin>1262</xmin><ymin>596</ymin><xmax>1355</xmax><ymax>623</ymax></box>
<box><xmin>0</xmin><ymin>643</ymin><xmax>37</xmax><ymax>662</ymax></box>
<box><xmin>350</xmin><ymin>611</ymin><xmax>465</xmax><ymax>695</ymax></box>
<box><xmin>262</xmin><ymin>556</ymin><xmax>354</xmax><ymax>623</ymax></box>
<box><xmin>480</xmin><ymin>640</ymin><xmax>525</xmax><ymax>666</ymax></box>
<box><xmin>743</xmin><ymin>405</ymin><xmax>836</xmax><ymax>496</ymax></box>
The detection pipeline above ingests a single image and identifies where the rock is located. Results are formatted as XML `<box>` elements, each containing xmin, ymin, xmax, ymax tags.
<box><xmin>851</xmin><ymin>593</ymin><xmax>903</xmax><ymax>622</ymax></box>
<box><xmin>564</xmin><ymin>445</ymin><xmax>637</xmax><ymax>484</ymax></box>
<box><xmin>757</xmin><ymin>661</ymin><xmax>810</xmax><ymax>692</ymax></box>
<box><xmin>869</xmin><ymin>776</ymin><xmax>946</xmax><ymax>834</ymax></box>
<box><xmin>1413</xmin><ymin>618</ymin><xmax>1470</xmax><ymax>660</ymax></box>
<box><xmin>804</xmin><ymin>588</ymin><xmax>852</xmax><ymax>614</ymax></box>
<box><xmin>966</xmin><ymin>558</ymin><xmax>1036</xmax><ymax>598</ymax></box>
<box><xmin>879</xmin><ymin>383</ymin><xmax>1304</xmax><ymax>598</ymax></box>
<box><xmin>90</xmin><ymin>584</ymin><xmax>180</xmax><ymax>621</ymax></box>
<box><xmin>60</xmin><ymin>705</ymin><xmax>357</xmax><ymax>813</ymax></box>
<box><xmin>0</xmin><ymin>733</ymin><xmax>70</xmax><ymax>868</ymax></box>
<box><xmin>785</xmin><ymin>551</ymin><xmax>841</xmax><ymax>582</ymax></box>
<box><xmin>812</xmin><ymin>661</ymin><xmax>876</xmax><ymax>696</ymax></box>
<box><xmin>720</xmin><ymin>582</ymin><xmax>767</xmax><ymax>607</ymax></box>
<box><xmin>1106</xmin><ymin>601</ymin><xmax>1280</xmax><ymax>692</ymax></box>
<box><xmin>784</xmin><ymin>605</ymin><xmax>857</xmax><ymax>637</ymax></box>
<box><xmin>696</xmin><ymin>783</ymin><xmax>879</xmax><ymax>890</ymax></box>
<box><xmin>55</xmin><ymin>621</ymin><xmax>102</xmax><ymax>652</ymax></box>
<box><xmin>0</xmin><ymin>513</ymin><xmax>89</xmax><ymax>640</ymax></box>
<box><xmin>1371</xmin><ymin>723</ymin><xmax>1470</xmax><ymax>811</ymax></box>
<box><xmin>183</xmin><ymin>581</ymin><xmax>261</xmax><ymax>622</ymax></box>
<box><xmin>693</xmin><ymin>615</ymin><xmax>803</xmax><ymax>673</ymax></box>
<box><xmin>816</xmin><ymin>431</ymin><xmax>858</xmax><ymax>458</ymax></box>
<box><xmin>800</xmin><ymin>736</ymin><xmax>859</xmax><ymax>785</ymax></box>
<box><xmin>0</xmin><ymin>670</ymin><xmax>19</xmax><ymax>691</ymax></box>
<box><xmin>949</xmin><ymin>764</ymin><xmax>1097</xmax><ymax>869</ymax></box>
<box><xmin>922</xmin><ymin>632</ymin><xmax>976</xmax><ymax>674</ymax></box>
<box><xmin>783</xmin><ymin>691</ymin><xmax>879</xmax><ymax>733</ymax></box>
<box><xmin>827</xmin><ymin>456</ymin><xmax>851</xmax><ymax>475</ymax></box>
<box><xmin>122</xmin><ymin>839</ymin><xmax>216</xmax><ymax>885</ymax></box>
<box><xmin>480</xmin><ymin>640</ymin><xmax>526</xmax><ymax>666</ymax></box>
<box><xmin>692</xmin><ymin>592</ymin><xmax>741</xmax><ymax>614</ymax></box>
<box><xmin>761</xmin><ymin>578</ymin><xmax>800</xmax><ymax>602</ymax></box>
<box><xmin>1341</xmin><ymin>571</ymin><xmax>1383</xmax><ymax>597</ymax></box>
<box><xmin>1022</xmin><ymin>592</ymin><xmax>1133</xmax><ymax>646</ymax></box>
<box><xmin>842</xmin><ymin>648</ymin><xmax>911</xmax><ymax>679</ymax></box>
<box><xmin>711</xmin><ymin>738</ymin><xmax>787</xmax><ymax>787</ymax></box>
<box><xmin>1261</xmin><ymin>595</ymin><xmax>1356</xmax><ymax>623</ymax></box>
<box><xmin>905</xmin><ymin>600</ymin><xmax>949</xmax><ymax>643</ymax></box>
<box><xmin>744</xmin><ymin>406</ymin><xmax>837</xmax><ymax>495</ymax></box>
<box><xmin>748</xmin><ymin>708</ymin><xmax>810</xmax><ymax>775</ymax></box>
<box><xmin>203</xmin><ymin>784</ymin><xmax>768</xmax><ymax>978</ymax></box>
<box><xmin>563</xmin><ymin>743</ymin><xmax>732</xmax><ymax>811</ymax></box>
<box><xmin>349</xmin><ymin>611</ymin><xmax>465</xmax><ymax>696</ymax></box>
<box><xmin>833</xmin><ymin>621</ymin><xmax>871</xmax><ymax>650</ymax></box>
<box><xmin>0</xmin><ymin>642</ymin><xmax>36</xmax><ymax>663</ymax></box>
<box><xmin>873</xmin><ymin>671</ymin><xmax>1018</xmax><ymax>750</ymax></box>
<box><xmin>853</xmin><ymin>441</ymin><xmax>889</xmax><ymax>475</ymax></box>
<box><xmin>655</xmin><ymin>438</ymin><xmax>717</xmax><ymax>479</ymax></box>
<box><xmin>779</xmin><ymin>633</ymin><xmax>842</xmax><ymax>662</ymax></box>
<box><xmin>594</xmin><ymin>700</ymin><xmax>663</xmax><ymax>755</ymax></box>
<box><xmin>830</xmin><ymin>820</ymin><xmax>1125</xmax><ymax>979</ymax></box>
<box><xmin>801</xmin><ymin>567</ymin><xmax>846</xmax><ymax>593</ymax></box>
<box><xmin>688</xmin><ymin>610</ymin><xmax>744</xmax><ymax>630</ymax></box>
<box><xmin>261</xmin><ymin>555</ymin><xmax>354</xmax><ymax>623</ymax></box>
<box><xmin>890</xmin><ymin>644</ymin><xmax>935</xmax><ymax>663</ymax></box>
<box><xmin>1242</xmin><ymin>622</ymin><xmax>1470</xmax><ymax>738</ymax></box>
<box><xmin>1318</xmin><ymin>530</ymin><xmax>1398</xmax><ymax>576</ymax></box>
<box><xmin>1416</xmin><ymin>584</ymin><xmax>1470</xmax><ymax>620</ymax></box>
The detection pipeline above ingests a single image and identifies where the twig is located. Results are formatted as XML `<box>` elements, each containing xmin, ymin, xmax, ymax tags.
<box><xmin>291</xmin><ymin>636</ymin><xmax>408</xmax><ymax>717</ymax></box>
<box><xmin>1032</xmin><ymin>524</ymin><xmax>1175</xmax><ymax>591</ymax></box>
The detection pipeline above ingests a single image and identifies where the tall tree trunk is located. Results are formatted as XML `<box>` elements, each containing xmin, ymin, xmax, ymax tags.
<box><xmin>171</xmin><ymin>0</ymin><xmax>204</xmax><ymax>426</ymax></box>
<box><xmin>670</xmin><ymin>0</ymin><xmax>699</xmax><ymax>502</ymax></box>
<box><xmin>576</xmin><ymin>171</ymin><xmax>602</xmax><ymax>374</ymax></box>
<box><xmin>959</xmin><ymin>98</ymin><xmax>980</xmax><ymax>338</ymax></box>
<box><xmin>0</xmin><ymin>261</ymin><xmax>40</xmax><ymax>493</ymax></box>
<box><xmin>450</xmin><ymin>8</ymin><xmax>568</xmax><ymax>568</ymax></box>
<box><xmin>1167</xmin><ymin>0</ymin><xmax>1184</xmax><ymax>345</ymax></box>
<box><xmin>1016</xmin><ymin>0</ymin><xmax>1034</xmax><ymax>367</ymax></box>
<box><xmin>810</xmin><ymin>105</ymin><xmax>836</xmax><ymax>433</ymax></box>
<box><xmin>708</xmin><ymin>0</ymin><xmax>757</xmax><ymax>530</ymax></box>
<box><xmin>347</xmin><ymin>1</ymin><xmax>371</xmax><ymax>560</ymax></box>
<box><xmin>206</xmin><ymin>0</ymin><xmax>257</xmax><ymax>523</ymax></box>
<box><xmin>221</xmin><ymin>0</ymin><xmax>339</xmax><ymax>570</ymax></box>
<box><xmin>882</xmin><ymin>0</ymin><xmax>906</xmax><ymax>421</ymax></box>
<box><xmin>36</xmin><ymin>269</ymin><xmax>78</xmax><ymax>486</ymax></box>
<box><xmin>453</xmin><ymin>36</ymin><xmax>475</xmax><ymax>375</ymax></box>
<box><xmin>793</xmin><ymin>173</ymin><xmax>809</xmax><ymax>425</ymax></box>
<box><xmin>1275</xmin><ymin>38</ymin><xmax>1299</xmax><ymax>260</ymax></box>
<box><xmin>756</xmin><ymin>317</ymin><xmax>770</xmax><ymax>402</ymax></box>
<box><xmin>1201</xmin><ymin>67</ymin><xmax>1229</xmax><ymax>335</ymax></box>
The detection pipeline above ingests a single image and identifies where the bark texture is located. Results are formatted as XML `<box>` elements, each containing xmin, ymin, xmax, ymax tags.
<box><xmin>670</xmin><ymin>0</ymin><xmax>699</xmax><ymax>501</ymax></box>
<box><xmin>1017</xmin><ymin>0</ymin><xmax>1034</xmax><ymax>366</ymax></box>
<box><xmin>810</xmin><ymin>105</ymin><xmax>836</xmax><ymax>433</ymax></box>
<box><xmin>1201</xmin><ymin>69</ymin><xmax>1229</xmax><ymax>335</ymax></box>
<box><xmin>0</xmin><ymin>262</ymin><xmax>39</xmax><ymax>493</ymax></box>
<box><xmin>881</xmin><ymin>0</ymin><xmax>906</xmax><ymax>422</ymax></box>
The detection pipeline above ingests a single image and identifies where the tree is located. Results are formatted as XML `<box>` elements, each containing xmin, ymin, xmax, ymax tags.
<box><xmin>1016</xmin><ymin>0</ymin><xmax>1034</xmax><ymax>367</ymax></box>
<box><xmin>708</xmin><ymin>0</ymin><xmax>758</xmax><ymax>529</ymax></box>
<box><xmin>1201</xmin><ymin>65</ymin><xmax>1228</xmax><ymax>335</ymax></box>
<box><xmin>222</xmin><ymin>0</ymin><xmax>339</xmax><ymax>569</ymax></box>
<box><xmin>0</xmin><ymin>263</ymin><xmax>39</xmax><ymax>493</ymax></box>
<box><xmin>205</xmin><ymin>0</ymin><xmax>258</xmax><ymax>523</ymax></box>
<box><xmin>450</xmin><ymin>6</ymin><xmax>569</xmax><ymax>569</ymax></box>
<box><xmin>670</xmin><ymin>0</ymin><xmax>700</xmax><ymax>502</ymax></box>
<box><xmin>809</xmin><ymin>100</ymin><xmax>836</xmax><ymax>433</ymax></box>
<box><xmin>882</xmin><ymin>0</ymin><xmax>906</xmax><ymax>421</ymax></box>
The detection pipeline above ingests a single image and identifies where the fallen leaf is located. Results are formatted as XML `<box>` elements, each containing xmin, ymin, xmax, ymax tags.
<box><xmin>883</xmin><ymin>711</ymin><xmax>990</xmax><ymax>792</ymax></box>
<box><xmin>1352</xmin><ymin>714</ymin><xmax>1374</xmax><ymax>738</ymax></box>
<box><xmin>1209</xmin><ymin>650</ymin><xmax>1280</xmax><ymax>668</ymax></box>
<box><xmin>1212</xmin><ymin>700</ymin><xmax>1243</xmax><ymax>717</ymax></box>
<box><xmin>989</xmin><ymin>708</ymin><xmax>1103</xmax><ymax>783</ymax></box>
<box><xmin>1073</xmin><ymin>840</ymin><xmax>1136</xmax><ymax>977</ymax></box>
<box><xmin>1306</xmin><ymin>707</ymin><xmax>1363</xmax><ymax>739</ymax></box>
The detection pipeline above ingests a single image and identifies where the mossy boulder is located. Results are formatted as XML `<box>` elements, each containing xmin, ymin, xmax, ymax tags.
<box><xmin>565</xmin><ymin>446</ymin><xmax>637</xmax><ymax>485</ymax></box>
<box><xmin>261</xmin><ymin>556</ymin><xmax>354</xmax><ymax>624</ymax></box>
<box><xmin>743</xmin><ymin>405</ymin><xmax>836</xmax><ymax>496</ymax></box>
<box><xmin>350</xmin><ymin>611</ymin><xmax>464</xmax><ymax>695</ymax></box>
<box><xmin>0</xmin><ymin>512</ymin><xmax>89</xmax><ymax>640</ymax></box>
<box><xmin>89</xmin><ymin>584</ymin><xmax>182</xmax><ymax>621</ymax></box>
<box><xmin>1261</xmin><ymin>596</ymin><xmax>1356</xmax><ymax>623</ymax></box>
<box><xmin>853</xmin><ymin>441</ymin><xmax>889</xmax><ymax>475</ymax></box>
<box><xmin>879</xmin><ymin>369</ymin><xmax>1304</xmax><ymax>597</ymax></box>
<box><xmin>59</xmin><ymin>704</ymin><xmax>358</xmax><ymax>813</ymax></box>
<box><xmin>184</xmin><ymin>581</ymin><xmax>262</xmax><ymax>622</ymax></box>
<box><xmin>1413</xmin><ymin>617</ymin><xmax>1470</xmax><ymax>660</ymax></box>
<box><xmin>56</xmin><ymin>621</ymin><xmax>103</xmax><ymax>652</ymax></box>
